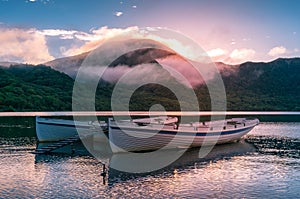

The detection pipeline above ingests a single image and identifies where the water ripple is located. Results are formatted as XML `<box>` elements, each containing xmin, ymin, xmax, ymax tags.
<box><xmin>0</xmin><ymin>123</ymin><xmax>300</xmax><ymax>198</ymax></box>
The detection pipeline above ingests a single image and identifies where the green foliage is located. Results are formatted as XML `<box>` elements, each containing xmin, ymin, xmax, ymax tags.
<box><xmin>0</xmin><ymin>58</ymin><xmax>300</xmax><ymax>111</ymax></box>
<box><xmin>0</xmin><ymin>65</ymin><xmax>73</xmax><ymax>111</ymax></box>
<box><xmin>222</xmin><ymin>58</ymin><xmax>300</xmax><ymax>111</ymax></box>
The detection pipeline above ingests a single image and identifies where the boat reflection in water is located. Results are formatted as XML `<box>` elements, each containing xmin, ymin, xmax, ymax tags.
<box><xmin>34</xmin><ymin>132</ymin><xmax>112</xmax><ymax>163</ymax></box>
<box><xmin>34</xmin><ymin>138</ymin><xmax>256</xmax><ymax>185</ymax></box>
<box><xmin>108</xmin><ymin>140</ymin><xmax>256</xmax><ymax>185</ymax></box>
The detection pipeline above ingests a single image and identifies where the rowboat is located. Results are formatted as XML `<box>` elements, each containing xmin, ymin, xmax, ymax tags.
<box><xmin>108</xmin><ymin>117</ymin><xmax>259</xmax><ymax>153</ymax></box>
<box><xmin>36</xmin><ymin>116</ymin><xmax>107</xmax><ymax>142</ymax></box>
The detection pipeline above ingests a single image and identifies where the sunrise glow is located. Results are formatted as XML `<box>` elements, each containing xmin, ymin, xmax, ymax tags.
<box><xmin>0</xmin><ymin>0</ymin><xmax>299</xmax><ymax>65</ymax></box>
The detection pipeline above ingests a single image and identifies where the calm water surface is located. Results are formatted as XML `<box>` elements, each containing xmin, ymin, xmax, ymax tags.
<box><xmin>0</xmin><ymin>122</ymin><xmax>299</xmax><ymax>198</ymax></box>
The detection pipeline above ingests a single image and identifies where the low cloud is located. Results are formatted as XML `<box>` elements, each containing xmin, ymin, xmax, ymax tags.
<box><xmin>229</xmin><ymin>48</ymin><xmax>256</xmax><ymax>64</ymax></box>
<box><xmin>37</xmin><ymin>26</ymin><xmax>219</xmax><ymax>63</ymax></box>
<box><xmin>268</xmin><ymin>46</ymin><xmax>287</xmax><ymax>57</ymax></box>
<box><xmin>0</xmin><ymin>27</ymin><xmax>54</xmax><ymax>64</ymax></box>
<box><xmin>157</xmin><ymin>55</ymin><xmax>218</xmax><ymax>87</ymax></box>
<box><xmin>206</xmin><ymin>48</ymin><xmax>227</xmax><ymax>62</ymax></box>
<box><xmin>39</xmin><ymin>29</ymin><xmax>77</xmax><ymax>38</ymax></box>
<box><xmin>62</xmin><ymin>26</ymin><xmax>139</xmax><ymax>56</ymax></box>
<box><xmin>39</xmin><ymin>26</ymin><xmax>139</xmax><ymax>43</ymax></box>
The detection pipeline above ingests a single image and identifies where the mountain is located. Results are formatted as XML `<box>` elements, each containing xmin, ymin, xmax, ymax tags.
<box><xmin>223</xmin><ymin>58</ymin><xmax>300</xmax><ymax>110</ymax></box>
<box><xmin>44</xmin><ymin>48</ymin><xmax>177</xmax><ymax>78</ymax></box>
<box><xmin>109</xmin><ymin>48</ymin><xmax>176</xmax><ymax>67</ymax></box>
<box><xmin>44</xmin><ymin>52</ymin><xmax>300</xmax><ymax>111</ymax></box>
<box><xmin>1</xmin><ymin>54</ymin><xmax>300</xmax><ymax>111</ymax></box>
<box><xmin>44</xmin><ymin>39</ymin><xmax>177</xmax><ymax>79</ymax></box>
<box><xmin>0</xmin><ymin>61</ymin><xmax>20</xmax><ymax>67</ymax></box>
<box><xmin>44</xmin><ymin>52</ymin><xmax>89</xmax><ymax>78</ymax></box>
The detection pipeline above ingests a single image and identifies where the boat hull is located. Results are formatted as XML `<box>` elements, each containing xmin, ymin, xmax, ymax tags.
<box><xmin>109</xmin><ymin>118</ymin><xmax>259</xmax><ymax>153</ymax></box>
<box><xmin>36</xmin><ymin>117</ymin><xmax>100</xmax><ymax>142</ymax></box>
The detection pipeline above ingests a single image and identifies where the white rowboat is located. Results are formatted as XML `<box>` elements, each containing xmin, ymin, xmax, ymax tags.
<box><xmin>108</xmin><ymin>117</ymin><xmax>259</xmax><ymax>153</ymax></box>
<box><xmin>36</xmin><ymin>116</ymin><xmax>106</xmax><ymax>142</ymax></box>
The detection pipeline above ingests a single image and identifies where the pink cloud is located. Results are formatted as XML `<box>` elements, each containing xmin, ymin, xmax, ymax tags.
<box><xmin>0</xmin><ymin>27</ymin><xmax>54</xmax><ymax>64</ymax></box>
<box><xmin>206</xmin><ymin>48</ymin><xmax>228</xmax><ymax>62</ymax></box>
<box><xmin>62</xmin><ymin>26</ymin><xmax>139</xmax><ymax>56</ymax></box>
<box><xmin>268</xmin><ymin>46</ymin><xmax>287</xmax><ymax>57</ymax></box>
<box><xmin>228</xmin><ymin>48</ymin><xmax>256</xmax><ymax>64</ymax></box>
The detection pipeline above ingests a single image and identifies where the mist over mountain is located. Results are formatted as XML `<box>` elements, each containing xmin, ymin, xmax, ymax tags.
<box><xmin>45</xmin><ymin>47</ymin><xmax>223</xmax><ymax>88</ymax></box>
<box><xmin>44</xmin><ymin>52</ymin><xmax>89</xmax><ymax>78</ymax></box>
<box><xmin>44</xmin><ymin>39</ymin><xmax>176</xmax><ymax>79</ymax></box>
<box><xmin>1</xmin><ymin>51</ymin><xmax>300</xmax><ymax>111</ymax></box>
<box><xmin>0</xmin><ymin>62</ymin><xmax>21</xmax><ymax>67</ymax></box>
<box><xmin>109</xmin><ymin>48</ymin><xmax>176</xmax><ymax>67</ymax></box>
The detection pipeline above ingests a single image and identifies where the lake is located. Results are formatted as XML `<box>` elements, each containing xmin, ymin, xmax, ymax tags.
<box><xmin>0</xmin><ymin>118</ymin><xmax>299</xmax><ymax>198</ymax></box>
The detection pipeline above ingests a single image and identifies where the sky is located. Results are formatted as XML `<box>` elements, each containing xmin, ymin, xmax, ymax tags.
<box><xmin>0</xmin><ymin>0</ymin><xmax>299</xmax><ymax>64</ymax></box>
